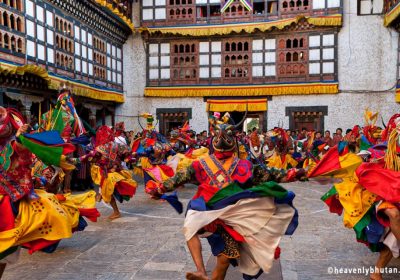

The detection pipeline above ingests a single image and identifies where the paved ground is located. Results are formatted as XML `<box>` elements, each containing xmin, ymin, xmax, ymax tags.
<box><xmin>2</xmin><ymin>180</ymin><xmax>400</xmax><ymax>280</ymax></box>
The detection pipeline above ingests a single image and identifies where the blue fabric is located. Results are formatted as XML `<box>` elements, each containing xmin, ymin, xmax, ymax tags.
<box><xmin>135</xmin><ymin>143</ymin><xmax>145</xmax><ymax>154</ymax></box>
<box><xmin>276</xmin><ymin>191</ymin><xmax>298</xmax><ymax>235</ymax></box>
<box><xmin>365</xmin><ymin>213</ymin><xmax>385</xmax><ymax>244</ymax></box>
<box><xmin>285</xmin><ymin>207</ymin><xmax>299</xmax><ymax>235</ymax></box>
<box><xmin>40</xmin><ymin>176</ymin><xmax>48</xmax><ymax>186</ymax></box>
<box><xmin>275</xmin><ymin>191</ymin><xmax>295</xmax><ymax>204</ymax></box>
<box><xmin>40</xmin><ymin>241</ymin><xmax>60</xmax><ymax>253</ymax></box>
<box><xmin>77</xmin><ymin>216</ymin><xmax>88</xmax><ymax>231</ymax></box>
<box><xmin>187</xmin><ymin>197</ymin><xmax>207</xmax><ymax>212</ymax></box>
<box><xmin>23</xmin><ymin>131</ymin><xmax>64</xmax><ymax>145</ymax></box>
<box><xmin>28</xmin><ymin>188</ymin><xmax>40</xmax><ymax>200</ymax></box>
<box><xmin>338</xmin><ymin>141</ymin><xmax>348</xmax><ymax>155</ymax></box>
<box><xmin>71</xmin><ymin>135</ymin><xmax>91</xmax><ymax>145</ymax></box>
<box><xmin>206</xmin><ymin>233</ymin><xmax>225</xmax><ymax>256</ymax></box>
<box><xmin>161</xmin><ymin>192</ymin><xmax>183</xmax><ymax>214</ymax></box>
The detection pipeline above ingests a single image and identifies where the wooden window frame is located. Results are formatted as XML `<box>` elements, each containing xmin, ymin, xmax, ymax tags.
<box><xmin>357</xmin><ymin>0</ymin><xmax>383</xmax><ymax>15</ymax></box>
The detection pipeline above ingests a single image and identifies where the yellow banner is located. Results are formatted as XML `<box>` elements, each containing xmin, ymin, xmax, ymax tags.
<box><xmin>0</xmin><ymin>62</ymin><xmax>124</xmax><ymax>103</ymax></box>
<box><xmin>140</xmin><ymin>14</ymin><xmax>342</xmax><ymax>36</ymax></box>
<box><xmin>206</xmin><ymin>98</ymin><xmax>267</xmax><ymax>112</ymax></box>
<box><xmin>145</xmin><ymin>82</ymin><xmax>339</xmax><ymax>97</ymax></box>
<box><xmin>94</xmin><ymin>0</ymin><xmax>134</xmax><ymax>30</ymax></box>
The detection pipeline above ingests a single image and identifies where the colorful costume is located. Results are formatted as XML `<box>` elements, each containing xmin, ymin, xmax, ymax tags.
<box><xmin>0</xmin><ymin>107</ymin><xmax>99</xmax><ymax>264</ymax></box>
<box><xmin>308</xmin><ymin>114</ymin><xmax>400</xmax><ymax>257</ymax></box>
<box><xmin>88</xmin><ymin>126</ymin><xmax>137</xmax><ymax>204</ymax></box>
<box><xmin>147</xmin><ymin>119</ymin><xmax>297</xmax><ymax>278</ymax></box>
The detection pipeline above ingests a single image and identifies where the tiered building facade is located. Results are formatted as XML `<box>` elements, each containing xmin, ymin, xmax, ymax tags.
<box><xmin>118</xmin><ymin>0</ymin><xmax>400</xmax><ymax>134</ymax></box>
<box><xmin>2</xmin><ymin>1</ymin><xmax>400</xmax><ymax>133</ymax></box>
<box><xmin>0</xmin><ymin>0</ymin><xmax>133</xmax><ymax>127</ymax></box>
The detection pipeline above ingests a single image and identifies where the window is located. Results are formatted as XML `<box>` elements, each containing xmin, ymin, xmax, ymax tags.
<box><xmin>26</xmin><ymin>0</ymin><xmax>35</xmax><ymax>17</ymax></box>
<box><xmin>222</xmin><ymin>0</ymin><xmax>252</xmax><ymax>18</ymax></box>
<box><xmin>37</xmin><ymin>44</ymin><xmax>45</xmax><ymax>60</ymax></box>
<box><xmin>36</xmin><ymin>5</ymin><xmax>44</xmax><ymax>22</ymax></box>
<box><xmin>46</xmin><ymin>29</ymin><xmax>54</xmax><ymax>45</ymax></box>
<box><xmin>252</xmin><ymin>38</ymin><xmax>276</xmax><ymax>78</ymax></box>
<box><xmin>27</xmin><ymin>39</ymin><xmax>35</xmax><ymax>56</ymax></box>
<box><xmin>308</xmin><ymin>33</ymin><xmax>336</xmax><ymax>77</ymax></box>
<box><xmin>171</xmin><ymin>41</ymin><xmax>198</xmax><ymax>82</ymax></box>
<box><xmin>281</xmin><ymin>0</ymin><xmax>310</xmax><ymax>13</ymax></box>
<box><xmin>26</xmin><ymin>19</ymin><xmax>35</xmax><ymax>37</ymax></box>
<box><xmin>47</xmin><ymin>48</ymin><xmax>54</xmax><ymax>63</ymax></box>
<box><xmin>313</xmin><ymin>0</ymin><xmax>340</xmax><ymax>9</ymax></box>
<box><xmin>148</xmin><ymin>42</ymin><xmax>171</xmax><ymax>81</ymax></box>
<box><xmin>199</xmin><ymin>41</ymin><xmax>221</xmax><ymax>79</ymax></box>
<box><xmin>277</xmin><ymin>36</ymin><xmax>307</xmax><ymax>78</ymax></box>
<box><xmin>46</xmin><ymin>10</ymin><xmax>54</xmax><ymax>27</ymax></box>
<box><xmin>168</xmin><ymin>0</ymin><xmax>195</xmax><ymax>21</ymax></box>
<box><xmin>37</xmin><ymin>24</ymin><xmax>44</xmax><ymax>41</ymax></box>
<box><xmin>142</xmin><ymin>0</ymin><xmax>167</xmax><ymax>20</ymax></box>
<box><xmin>357</xmin><ymin>0</ymin><xmax>383</xmax><ymax>15</ymax></box>
<box><xmin>223</xmin><ymin>39</ymin><xmax>251</xmax><ymax>81</ymax></box>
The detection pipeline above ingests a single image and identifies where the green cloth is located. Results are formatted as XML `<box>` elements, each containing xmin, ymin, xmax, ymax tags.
<box><xmin>19</xmin><ymin>135</ymin><xmax>62</xmax><ymax>166</ymax></box>
<box><xmin>207</xmin><ymin>181</ymin><xmax>288</xmax><ymax>207</ymax></box>
<box><xmin>0</xmin><ymin>246</ymin><xmax>18</xmax><ymax>260</ymax></box>
<box><xmin>321</xmin><ymin>186</ymin><xmax>338</xmax><ymax>201</ymax></box>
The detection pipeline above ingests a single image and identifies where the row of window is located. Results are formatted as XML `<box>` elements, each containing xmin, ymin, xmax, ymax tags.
<box><xmin>22</xmin><ymin>0</ymin><xmax>124</xmax><ymax>86</ymax></box>
<box><xmin>142</xmin><ymin>0</ymin><xmax>341</xmax><ymax>22</ymax></box>
<box><xmin>0</xmin><ymin>30</ymin><xmax>23</xmax><ymax>52</ymax></box>
<box><xmin>1</xmin><ymin>9</ymin><xmax>23</xmax><ymax>32</ymax></box>
<box><xmin>1</xmin><ymin>0</ymin><xmax>23</xmax><ymax>11</ymax></box>
<box><xmin>148</xmin><ymin>34</ymin><xmax>336</xmax><ymax>83</ymax></box>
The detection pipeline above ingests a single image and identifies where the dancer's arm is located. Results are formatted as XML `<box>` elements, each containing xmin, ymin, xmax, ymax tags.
<box><xmin>163</xmin><ymin>165</ymin><xmax>195</xmax><ymax>192</ymax></box>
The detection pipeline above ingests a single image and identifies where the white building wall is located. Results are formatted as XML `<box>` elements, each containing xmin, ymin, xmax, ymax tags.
<box><xmin>120</xmin><ymin>0</ymin><xmax>400</xmax><ymax>133</ymax></box>
<box><xmin>117</xmin><ymin>2</ymin><xmax>149</xmax><ymax>131</ymax></box>
<box><xmin>146</xmin><ymin>98</ymin><xmax>209</xmax><ymax>133</ymax></box>
<box><xmin>268</xmin><ymin>0</ymin><xmax>400</xmax><ymax>131</ymax></box>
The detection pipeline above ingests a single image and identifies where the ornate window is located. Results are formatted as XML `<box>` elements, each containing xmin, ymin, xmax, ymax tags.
<box><xmin>148</xmin><ymin>42</ymin><xmax>171</xmax><ymax>83</ymax></box>
<box><xmin>281</xmin><ymin>0</ymin><xmax>310</xmax><ymax>14</ymax></box>
<box><xmin>167</xmin><ymin>0</ymin><xmax>195</xmax><ymax>22</ymax></box>
<box><xmin>222</xmin><ymin>39</ymin><xmax>251</xmax><ymax>82</ymax></box>
<box><xmin>277</xmin><ymin>36</ymin><xmax>307</xmax><ymax>78</ymax></box>
<box><xmin>171</xmin><ymin>41</ymin><xmax>198</xmax><ymax>83</ymax></box>
<box><xmin>221</xmin><ymin>0</ymin><xmax>252</xmax><ymax>19</ymax></box>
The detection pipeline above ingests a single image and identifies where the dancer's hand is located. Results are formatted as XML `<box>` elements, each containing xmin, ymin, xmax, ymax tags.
<box><xmin>16</xmin><ymin>124</ymin><xmax>30</xmax><ymax>137</ymax></box>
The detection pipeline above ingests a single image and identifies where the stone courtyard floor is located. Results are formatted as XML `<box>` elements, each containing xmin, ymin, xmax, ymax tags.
<box><xmin>2</xmin><ymin>180</ymin><xmax>400</xmax><ymax>280</ymax></box>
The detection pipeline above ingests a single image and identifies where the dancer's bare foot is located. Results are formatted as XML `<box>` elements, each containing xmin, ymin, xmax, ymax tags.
<box><xmin>186</xmin><ymin>271</ymin><xmax>209</xmax><ymax>280</ymax></box>
<box><xmin>108</xmin><ymin>212</ymin><xmax>121</xmax><ymax>220</ymax></box>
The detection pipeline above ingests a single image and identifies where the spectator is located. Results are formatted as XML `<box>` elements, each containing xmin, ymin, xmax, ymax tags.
<box><xmin>323</xmin><ymin>130</ymin><xmax>334</xmax><ymax>147</ymax></box>
<box><xmin>297</xmin><ymin>127</ymin><xmax>307</xmax><ymax>140</ymax></box>
<box><xmin>333</xmin><ymin>128</ymin><xmax>343</xmax><ymax>145</ymax></box>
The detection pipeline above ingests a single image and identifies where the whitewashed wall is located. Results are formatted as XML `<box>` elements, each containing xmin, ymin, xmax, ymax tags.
<box><xmin>119</xmin><ymin>0</ymin><xmax>400</xmax><ymax>133</ymax></box>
